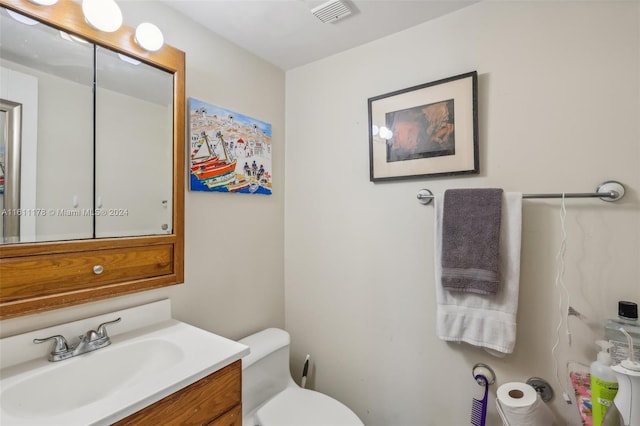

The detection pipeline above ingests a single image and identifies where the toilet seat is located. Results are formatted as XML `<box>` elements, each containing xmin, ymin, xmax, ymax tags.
<box><xmin>256</xmin><ymin>387</ymin><xmax>363</xmax><ymax>426</ymax></box>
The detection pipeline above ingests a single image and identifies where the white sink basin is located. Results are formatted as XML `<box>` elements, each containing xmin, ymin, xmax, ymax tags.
<box><xmin>2</xmin><ymin>339</ymin><xmax>183</xmax><ymax>418</ymax></box>
<box><xmin>0</xmin><ymin>301</ymin><xmax>249</xmax><ymax>426</ymax></box>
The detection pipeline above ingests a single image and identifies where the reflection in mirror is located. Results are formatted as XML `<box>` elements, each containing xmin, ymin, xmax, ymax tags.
<box><xmin>0</xmin><ymin>100</ymin><xmax>22</xmax><ymax>243</ymax></box>
<box><xmin>0</xmin><ymin>6</ymin><xmax>94</xmax><ymax>243</ymax></box>
<box><xmin>95</xmin><ymin>46</ymin><xmax>174</xmax><ymax>238</ymax></box>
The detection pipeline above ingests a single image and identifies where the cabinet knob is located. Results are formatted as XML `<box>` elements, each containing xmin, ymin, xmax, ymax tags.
<box><xmin>93</xmin><ymin>265</ymin><xmax>104</xmax><ymax>275</ymax></box>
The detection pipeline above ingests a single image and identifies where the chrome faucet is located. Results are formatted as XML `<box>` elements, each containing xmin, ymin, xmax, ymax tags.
<box><xmin>34</xmin><ymin>317</ymin><xmax>121</xmax><ymax>362</ymax></box>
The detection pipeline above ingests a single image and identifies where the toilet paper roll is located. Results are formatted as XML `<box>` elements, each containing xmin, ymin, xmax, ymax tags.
<box><xmin>496</xmin><ymin>382</ymin><xmax>556</xmax><ymax>426</ymax></box>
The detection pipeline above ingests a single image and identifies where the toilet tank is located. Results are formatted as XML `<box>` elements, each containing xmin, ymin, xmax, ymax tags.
<box><xmin>239</xmin><ymin>328</ymin><xmax>295</xmax><ymax>415</ymax></box>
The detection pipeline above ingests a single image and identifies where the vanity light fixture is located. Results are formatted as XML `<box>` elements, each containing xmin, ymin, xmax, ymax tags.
<box><xmin>135</xmin><ymin>22</ymin><xmax>164</xmax><ymax>52</ymax></box>
<box><xmin>82</xmin><ymin>0</ymin><xmax>122</xmax><ymax>33</ymax></box>
<box><xmin>27</xmin><ymin>0</ymin><xmax>59</xmax><ymax>5</ymax></box>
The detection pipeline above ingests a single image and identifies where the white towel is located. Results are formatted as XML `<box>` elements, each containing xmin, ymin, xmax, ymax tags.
<box><xmin>435</xmin><ymin>192</ymin><xmax>523</xmax><ymax>355</ymax></box>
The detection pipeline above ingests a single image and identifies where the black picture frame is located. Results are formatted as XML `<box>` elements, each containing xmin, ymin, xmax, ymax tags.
<box><xmin>368</xmin><ymin>71</ymin><xmax>479</xmax><ymax>182</ymax></box>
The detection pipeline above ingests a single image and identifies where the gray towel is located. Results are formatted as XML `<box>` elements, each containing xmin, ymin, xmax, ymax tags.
<box><xmin>441</xmin><ymin>188</ymin><xmax>503</xmax><ymax>295</ymax></box>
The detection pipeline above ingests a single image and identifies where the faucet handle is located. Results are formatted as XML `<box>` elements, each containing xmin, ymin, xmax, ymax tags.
<box><xmin>83</xmin><ymin>330</ymin><xmax>100</xmax><ymax>342</ymax></box>
<box><xmin>96</xmin><ymin>317</ymin><xmax>121</xmax><ymax>339</ymax></box>
<box><xmin>33</xmin><ymin>335</ymin><xmax>69</xmax><ymax>354</ymax></box>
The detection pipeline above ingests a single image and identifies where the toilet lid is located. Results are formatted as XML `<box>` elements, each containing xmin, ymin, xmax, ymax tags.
<box><xmin>256</xmin><ymin>387</ymin><xmax>363</xmax><ymax>426</ymax></box>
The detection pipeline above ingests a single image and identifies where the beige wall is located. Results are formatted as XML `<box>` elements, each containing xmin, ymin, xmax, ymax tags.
<box><xmin>150</xmin><ymin>1</ymin><xmax>286</xmax><ymax>339</ymax></box>
<box><xmin>285</xmin><ymin>1</ymin><xmax>640</xmax><ymax>425</ymax></box>
<box><xmin>0</xmin><ymin>1</ymin><xmax>285</xmax><ymax>341</ymax></box>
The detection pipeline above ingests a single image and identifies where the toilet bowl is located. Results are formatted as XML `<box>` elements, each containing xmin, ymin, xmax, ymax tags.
<box><xmin>239</xmin><ymin>328</ymin><xmax>364</xmax><ymax>426</ymax></box>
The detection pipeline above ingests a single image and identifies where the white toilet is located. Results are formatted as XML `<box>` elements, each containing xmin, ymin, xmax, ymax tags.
<box><xmin>239</xmin><ymin>328</ymin><xmax>364</xmax><ymax>426</ymax></box>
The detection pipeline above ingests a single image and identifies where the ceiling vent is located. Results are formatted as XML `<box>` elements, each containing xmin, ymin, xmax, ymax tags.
<box><xmin>311</xmin><ymin>0</ymin><xmax>352</xmax><ymax>24</ymax></box>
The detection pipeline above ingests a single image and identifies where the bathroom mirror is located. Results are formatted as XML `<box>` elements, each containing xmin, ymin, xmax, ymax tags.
<box><xmin>0</xmin><ymin>0</ymin><xmax>185</xmax><ymax>319</ymax></box>
<box><xmin>0</xmin><ymin>5</ymin><xmax>174</xmax><ymax>243</ymax></box>
<box><xmin>1</xmin><ymin>6</ymin><xmax>95</xmax><ymax>243</ymax></box>
<box><xmin>95</xmin><ymin>45</ymin><xmax>174</xmax><ymax>239</ymax></box>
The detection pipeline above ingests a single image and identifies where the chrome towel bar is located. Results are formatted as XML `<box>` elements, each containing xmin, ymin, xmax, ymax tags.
<box><xmin>416</xmin><ymin>180</ymin><xmax>625</xmax><ymax>205</ymax></box>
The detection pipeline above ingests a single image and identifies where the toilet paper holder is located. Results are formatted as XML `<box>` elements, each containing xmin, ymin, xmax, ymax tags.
<box><xmin>471</xmin><ymin>364</ymin><xmax>554</xmax><ymax>402</ymax></box>
<box><xmin>472</xmin><ymin>363</ymin><xmax>496</xmax><ymax>386</ymax></box>
<box><xmin>525</xmin><ymin>377</ymin><xmax>554</xmax><ymax>402</ymax></box>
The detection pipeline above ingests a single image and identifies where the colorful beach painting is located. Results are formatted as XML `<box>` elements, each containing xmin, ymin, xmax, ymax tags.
<box><xmin>188</xmin><ymin>98</ymin><xmax>272</xmax><ymax>195</ymax></box>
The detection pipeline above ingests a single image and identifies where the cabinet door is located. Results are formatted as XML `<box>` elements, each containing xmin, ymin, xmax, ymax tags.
<box><xmin>112</xmin><ymin>360</ymin><xmax>241</xmax><ymax>426</ymax></box>
<box><xmin>0</xmin><ymin>9</ymin><xmax>94</xmax><ymax>243</ymax></box>
<box><xmin>206</xmin><ymin>405</ymin><xmax>241</xmax><ymax>426</ymax></box>
<box><xmin>95</xmin><ymin>46</ymin><xmax>174</xmax><ymax>239</ymax></box>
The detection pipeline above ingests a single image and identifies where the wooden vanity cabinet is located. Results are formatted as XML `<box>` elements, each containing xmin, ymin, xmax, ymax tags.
<box><xmin>113</xmin><ymin>360</ymin><xmax>242</xmax><ymax>426</ymax></box>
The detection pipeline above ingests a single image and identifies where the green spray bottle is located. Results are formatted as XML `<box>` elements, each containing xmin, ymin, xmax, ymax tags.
<box><xmin>591</xmin><ymin>340</ymin><xmax>619</xmax><ymax>426</ymax></box>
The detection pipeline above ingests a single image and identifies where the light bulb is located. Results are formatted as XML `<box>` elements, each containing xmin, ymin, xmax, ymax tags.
<box><xmin>135</xmin><ymin>22</ymin><xmax>164</xmax><ymax>52</ymax></box>
<box><xmin>82</xmin><ymin>0</ymin><xmax>122</xmax><ymax>33</ymax></box>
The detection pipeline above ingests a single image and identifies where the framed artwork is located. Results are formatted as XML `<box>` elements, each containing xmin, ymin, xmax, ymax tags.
<box><xmin>189</xmin><ymin>98</ymin><xmax>272</xmax><ymax>195</ymax></box>
<box><xmin>368</xmin><ymin>71</ymin><xmax>479</xmax><ymax>181</ymax></box>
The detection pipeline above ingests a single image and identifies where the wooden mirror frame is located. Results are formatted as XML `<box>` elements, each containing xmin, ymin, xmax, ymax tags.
<box><xmin>0</xmin><ymin>0</ymin><xmax>185</xmax><ymax>319</ymax></box>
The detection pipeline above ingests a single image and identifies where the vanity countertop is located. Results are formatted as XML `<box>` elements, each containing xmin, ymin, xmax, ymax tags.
<box><xmin>0</xmin><ymin>300</ymin><xmax>249</xmax><ymax>425</ymax></box>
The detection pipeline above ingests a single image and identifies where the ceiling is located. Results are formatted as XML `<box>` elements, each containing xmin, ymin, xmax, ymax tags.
<box><xmin>162</xmin><ymin>0</ymin><xmax>477</xmax><ymax>70</ymax></box>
